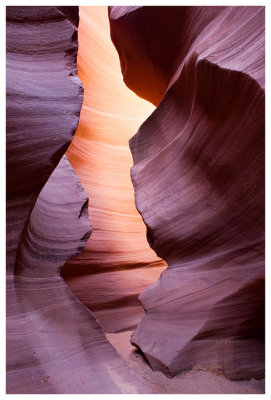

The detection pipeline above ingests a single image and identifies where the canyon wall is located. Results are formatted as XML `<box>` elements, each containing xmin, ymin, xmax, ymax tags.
<box><xmin>6</xmin><ymin>6</ymin><xmax>151</xmax><ymax>393</ymax></box>
<box><xmin>61</xmin><ymin>6</ymin><xmax>166</xmax><ymax>333</ymax></box>
<box><xmin>6</xmin><ymin>6</ymin><xmax>83</xmax><ymax>273</ymax></box>
<box><xmin>109</xmin><ymin>6</ymin><xmax>265</xmax><ymax>380</ymax></box>
<box><xmin>6</xmin><ymin>5</ymin><xmax>265</xmax><ymax>392</ymax></box>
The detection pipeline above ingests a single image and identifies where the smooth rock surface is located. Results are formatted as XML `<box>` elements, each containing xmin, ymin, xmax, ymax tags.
<box><xmin>14</xmin><ymin>156</ymin><xmax>92</xmax><ymax>277</ymax></box>
<box><xmin>61</xmin><ymin>6</ymin><xmax>166</xmax><ymax>333</ymax></box>
<box><xmin>65</xmin><ymin>265</ymin><xmax>165</xmax><ymax>333</ymax></box>
<box><xmin>7</xmin><ymin>156</ymin><xmax>150</xmax><ymax>393</ymax></box>
<box><xmin>6</xmin><ymin>6</ymin><xmax>152</xmax><ymax>394</ymax></box>
<box><xmin>109</xmin><ymin>6</ymin><xmax>265</xmax><ymax>379</ymax></box>
<box><xmin>107</xmin><ymin>331</ymin><xmax>265</xmax><ymax>394</ymax></box>
<box><xmin>6</xmin><ymin>6</ymin><xmax>83</xmax><ymax>273</ymax></box>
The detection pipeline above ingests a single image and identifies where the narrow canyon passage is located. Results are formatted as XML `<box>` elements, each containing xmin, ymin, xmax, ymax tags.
<box><xmin>6</xmin><ymin>5</ymin><xmax>265</xmax><ymax>394</ymax></box>
<box><xmin>61</xmin><ymin>6</ymin><xmax>166</xmax><ymax>333</ymax></box>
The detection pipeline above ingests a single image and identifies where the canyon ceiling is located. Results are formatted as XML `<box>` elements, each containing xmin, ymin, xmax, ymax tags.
<box><xmin>6</xmin><ymin>5</ymin><xmax>265</xmax><ymax>394</ymax></box>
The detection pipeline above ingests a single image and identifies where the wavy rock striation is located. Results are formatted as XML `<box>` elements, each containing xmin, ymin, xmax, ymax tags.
<box><xmin>14</xmin><ymin>156</ymin><xmax>92</xmax><ymax>278</ymax></box>
<box><xmin>6</xmin><ymin>6</ymin><xmax>151</xmax><ymax>393</ymax></box>
<box><xmin>61</xmin><ymin>6</ymin><xmax>166</xmax><ymax>333</ymax></box>
<box><xmin>109</xmin><ymin>6</ymin><xmax>265</xmax><ymax>379</ymax></box>
<box><xmin>7</xmin><ymin>155</ymin><xmax>150</xmax><ymax>393</ymax></box>
<box><xmin>6</xmin><ymin>6</ymin><xmax>83</xmax><ymax>272</ymax></box>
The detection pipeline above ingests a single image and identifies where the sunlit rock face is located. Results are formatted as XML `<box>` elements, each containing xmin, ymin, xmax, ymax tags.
<box><xmin>61</xmin><ymin>6</ymin><xmax>166</xmax><ymax>333</ymax></box>
<box><xmin>6</xmin><ymin>6</ymin><xmax>151</xmax><ymax>394</ymax></box>
<box><xmin>109</xmin><ymin>6</ymin><xmax>265</xmax><ymax>379</ymax></box>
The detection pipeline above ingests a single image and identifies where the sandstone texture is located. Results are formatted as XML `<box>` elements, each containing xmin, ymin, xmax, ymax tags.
<box><xmin>109</xmin><ymin>6</ymin><xmax>265</xmax><ymax>380</ymax></box>
<box><xmin>7</xmin><ymin>156</ymin><xmax>150</xmax><ymax>393</ymax></box>
<box><xmin>61</xmin><ymin>6</ymin><xmax>166</xmax><ymax>333</ymax></box>
<box><xmin>6</xmin><ymin>6</ymin><xmax>151</xmax><ymax>393</ymax></box>
<box><xmin>6</xmin><ymin>4</ymin><xmax>265</xmax><ymax>393</ymax></box>
<box><xmin>6</xmin><ymin>6</ymin><xmax>83</xmax><ymax>273</ymax></box>
<box><xmin>107</xmin><ymin>331</ymin><xmax>265</xmax><ymax>394</ymax></box>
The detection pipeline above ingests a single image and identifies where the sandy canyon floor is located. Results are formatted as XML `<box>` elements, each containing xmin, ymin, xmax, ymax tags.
<box><xmin>106</xmin><ymin>331</ymin><xmax>265</xmax><ymax>394</ymax></box>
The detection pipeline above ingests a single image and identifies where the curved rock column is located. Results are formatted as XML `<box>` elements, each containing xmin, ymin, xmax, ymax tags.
<box><xmin>7</xmin><ymin>155</ymin><xmax>151</xmax><ymax>393</ymax></box>
<box><xmin>109</xmin><ymin>6</ymin><xmax>265</xmax><ymax>380</ymax></box>
<box><xmin>6</xmin><ymin>6</ymin><xmax>83</xmax><ymax>272</ymax></box>
<box><xmin>6</xmin><ymin>6</ymin><xmax>151</xmax><ymax>393</ymax></box>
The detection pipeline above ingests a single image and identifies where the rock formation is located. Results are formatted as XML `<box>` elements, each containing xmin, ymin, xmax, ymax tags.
<box><xmin>6</xmin><ymin>6</ymin><xmax>83</xmax><ymax>273</ymax></box>
<box><xmin>109</xmin><ymin>6</ymin><xmax>265</xmax><ymax>380</ymax></box>
<box><xmin>6</xmin><ymin>4</ymin><xmax>265</xmax><ymax>393</ymax></box>
<box><xmin>6</xmin><ymin>6</ymin><xmax>151</xmax><ymax>393</ymax></box>
<box><xmin>7</xmin><ymin>155</ymin><xmax>150</xmax><ymax>393</ymax></box>
<box><xmin>61</xmin><ymin>6</ymin><xmax>166</xmax><ymax>333</ymax></box>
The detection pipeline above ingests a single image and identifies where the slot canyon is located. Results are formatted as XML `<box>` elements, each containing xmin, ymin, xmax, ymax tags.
<box><xmin>6</xmin><ymin>5</ymin><xmax>265</xmax><ymax>395</ymax></box>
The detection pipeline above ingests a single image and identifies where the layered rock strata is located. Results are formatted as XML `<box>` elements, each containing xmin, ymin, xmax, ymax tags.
<box><xmin>6</xmin><ymin>6</ymin><xmax>83</xmax><ymax>272</ymax></box>
<box><xmin>109</xmin><ymin>6</ymin><xmax>265</xmax><ymax>379</ymax></box>
<box><xmin>7</xmin><ymin>155</ymin><xmax>150</xmax><ymax>393</ymax></box>
<box><xmin>6</xmin><ymin>6</ymin><xmax>151</xmax><ymax>393</ymax></box>
<box><xmin>61</xmin><ymin>6</ymin><xmax>166</xmax><ymax>333</ymax></box>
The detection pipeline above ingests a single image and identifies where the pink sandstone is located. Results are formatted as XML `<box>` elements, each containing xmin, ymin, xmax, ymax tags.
<box><xmin>109</xmin><ymin>5</ymin><xmax>265</xmax><ymax>380</ymax></box>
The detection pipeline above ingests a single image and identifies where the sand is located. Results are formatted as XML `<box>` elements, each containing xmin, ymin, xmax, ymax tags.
<box><xmin>106</xmin><ymin>331</ymin><xmax>265</xmax><ymax>394</ymax></box>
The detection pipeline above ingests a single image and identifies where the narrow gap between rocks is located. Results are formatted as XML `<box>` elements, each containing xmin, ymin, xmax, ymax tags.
<box><xmin>60</xmin><ymin>6</ymin><xmax>166</xmax><ymax>341</ymax></box>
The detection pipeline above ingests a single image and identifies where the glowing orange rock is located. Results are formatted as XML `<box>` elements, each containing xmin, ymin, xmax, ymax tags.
<box><xmin>62</xmin><ymin>6</ymin><xmax>166</xmax><ymax>332</ymax></box>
